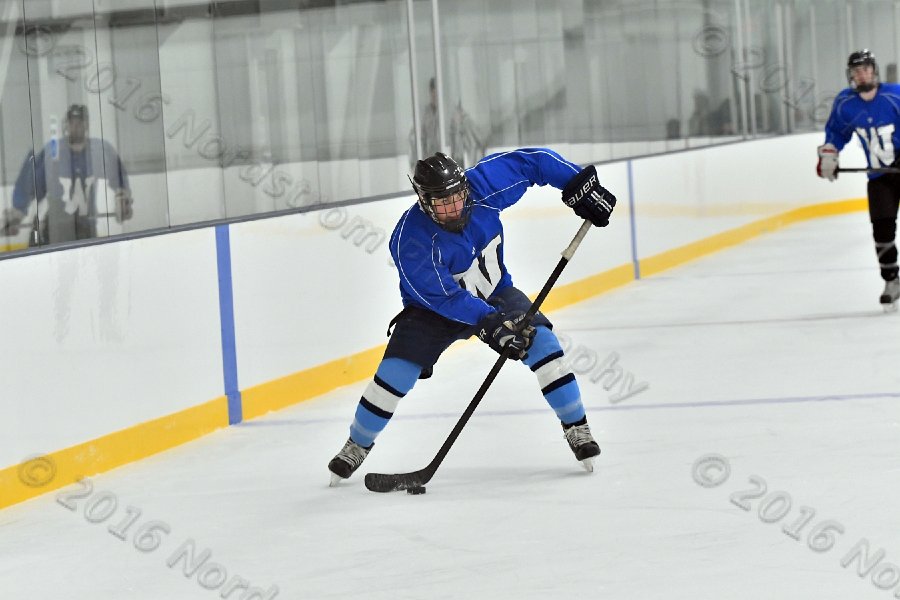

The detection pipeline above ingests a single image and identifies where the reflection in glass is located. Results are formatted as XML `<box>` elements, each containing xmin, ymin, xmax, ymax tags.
<box><xmin>0</xmin><ymin>0</ymin><xmax>899</xmax><ymax>254</ymax></box>
<box><xmin>11</xmin><ymin>103</ymin><xmax>132</xmax><ymax>245</ymax></box>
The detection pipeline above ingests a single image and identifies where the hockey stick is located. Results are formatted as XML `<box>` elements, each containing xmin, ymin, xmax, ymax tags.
<box><xmin>364</xmin><ymin>219</ymin><xmax>594</xmax><ymax>493</ymax></box>
<box><xmin>837</xmin><ymin>166</ymin><xmax>900</xmax><ymax>174</ymax></box>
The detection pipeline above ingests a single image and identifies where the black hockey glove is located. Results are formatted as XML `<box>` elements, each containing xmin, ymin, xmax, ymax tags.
<box><xmin>477</xmin><ymin>310</ymin><xmax>536</xmax><ymax>361</ymax></box>
<box><xmin>561</xmin><ymin>165</ymin><xmax>616</xmax><ymax>227</ymax></box>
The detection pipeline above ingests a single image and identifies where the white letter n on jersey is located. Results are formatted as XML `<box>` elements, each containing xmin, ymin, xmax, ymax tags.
<box><xmin>452</xmin><ymin>236</ymin><xmax>503</xmax><ymax>301</ymax></box>
<box><xmin>857</xmin><ymin>124</ymin><xmax>896</xmax><ymax>167</ymax></box>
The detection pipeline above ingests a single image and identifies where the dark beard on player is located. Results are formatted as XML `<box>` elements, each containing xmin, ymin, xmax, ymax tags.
<box><xmin>857</xmin><ymin>82</ymin><xmax>877</xmax><ymax>93</ymax></box>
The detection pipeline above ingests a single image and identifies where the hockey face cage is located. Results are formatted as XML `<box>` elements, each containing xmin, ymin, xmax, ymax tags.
<box><xmin>410</xmin><ymin>154</ymin><xmax>472</xmax><ymax>233</ymax></box>
<box><xmin>847</xmin><ymin>49</ymin><xmax>879</xmax><ymax>92</ymax></box>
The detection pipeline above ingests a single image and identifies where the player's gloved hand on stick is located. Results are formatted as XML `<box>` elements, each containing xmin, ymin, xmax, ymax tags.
<box><xmin>477</xmin><ymin>310</ymin><xmax>536</xmax><ymax>360</ymax></box>
<box><xmin>1</xmin><ymin>207</ymin><xmax>24</xmax><ymax>236</ymax></box>
<box><xmin>114</xmin><ymin>189</ymin><xmax>134</xmax><ymax>223</ymax></box>
<box><xmin>817</xmin><ymin>143</ymin><xmax>839</xmax><ymax>181</ymax></box>
<box><xmin>561</xmin><ymin>164</ymin><xmax>616</xmax><ymax>227</ymax></box>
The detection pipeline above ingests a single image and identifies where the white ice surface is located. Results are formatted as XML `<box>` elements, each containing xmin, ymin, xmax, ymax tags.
<box><xmin>2</xmin><ymin>213</ymin><xmax>899</xmax><ymax>600</ymax></box>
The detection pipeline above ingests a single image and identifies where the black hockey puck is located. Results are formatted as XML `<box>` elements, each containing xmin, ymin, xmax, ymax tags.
<box><xmin>407</xmin><ymin>486</ymin><xmax>426</xmax><ymax>495</ymax></box>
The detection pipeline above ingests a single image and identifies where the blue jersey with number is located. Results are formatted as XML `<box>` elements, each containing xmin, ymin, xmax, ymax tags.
<box><xmin>12</xmin><ymin>138</ymin><xmax>130</xmax><ymax>212</ymax></box>
<box><xmin>824</xmin><ymin>83</ymin><xmax>900</xmax><ymax>179</ymax></box>
<box><xmin>389</xmin><ymin>148</ymin><xmax>581</xmax><ymax>325</ymax></box>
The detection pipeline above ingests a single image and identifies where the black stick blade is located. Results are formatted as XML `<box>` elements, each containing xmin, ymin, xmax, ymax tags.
<box><xmin>364</xmin><ymin>470</ymin><xmax>431</xmax><ymax>493</ymax></box>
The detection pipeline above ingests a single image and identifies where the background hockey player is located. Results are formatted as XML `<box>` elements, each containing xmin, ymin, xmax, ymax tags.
<box><xmin>328</xmin><ymin>148</ymin><xmax>617</xmax><ymax>485</ymax></box>
<box><xmin>2</xmin><ymin>104</ymin><xmax>134</xmax><ymax>246</ymax></box>
<box><xmin>817</xmin><ymin>50</ymin><xmax>900</xmax><ymax>310</ymax></box>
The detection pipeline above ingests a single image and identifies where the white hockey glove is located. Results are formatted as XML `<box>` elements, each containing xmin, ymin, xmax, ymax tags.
<box><xmin>1</xmin><ymin>207</ymin><xmax>25</xmax><ymax>236</ymax></box>
<box><xmin>817</xmin><ymin>143</ymin><xmax>839</xmax><ymax>181</ymax></box>
<box><xmin>114</xmin><ymin>189</ymin><xmax>134</xmax><ymax>223</ymax></box>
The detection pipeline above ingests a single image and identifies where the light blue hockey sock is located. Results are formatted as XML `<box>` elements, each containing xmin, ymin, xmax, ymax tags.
<box><xmin>349</xmin><ymin>357</ymin><xmax>422</xmax><ymax>447</ymax></box>
<box><xmin>523</xmin><ymin>326</ymin><xmax>585</xmax><ymax>425</ymax></box>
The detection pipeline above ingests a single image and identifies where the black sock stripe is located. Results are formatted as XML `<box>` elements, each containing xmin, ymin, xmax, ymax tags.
<box><xmin>530</xmin><ymin>350</ymin><xmax>564</xmax><ymax>372</ymax></box>
<box><xmin>562</xmin><ymin>415</ymin><xmax>588</xmax><ymax>428</ymax></box>
<box><xmin>360</xmin><ymin>398</ymin><xmax>393</xmax><ymax>420</ymax></box>
<box><xmin>541</xmin><ymin>372</ymin><xmax>576</xmax><ymax>395</ymax></box>
<box><xmin>373</xmin><ymin>374</ymin><xmax>406</xmax><ymax>398</ymax></box>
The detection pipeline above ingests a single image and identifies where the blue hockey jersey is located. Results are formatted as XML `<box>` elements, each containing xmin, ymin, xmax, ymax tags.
<box><xmin>389</xmin><ymin>148</ymin><xmax>581</xmax><ymax>325</ymax></box>
<box><xmin>824</xmin><ymin>83</ymin><xmax>900</xmax><ymax>179</ymax></box>
<box><xmin>12</xmin><ymin>137</ymin><xmax>130</xmax><ymax>212</ymax></box>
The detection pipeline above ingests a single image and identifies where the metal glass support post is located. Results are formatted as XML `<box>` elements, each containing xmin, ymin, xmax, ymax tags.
<box><xmin>406</xmin><ymin>0</ymin><xmax>422</xmax><ymax>163</ymax></box>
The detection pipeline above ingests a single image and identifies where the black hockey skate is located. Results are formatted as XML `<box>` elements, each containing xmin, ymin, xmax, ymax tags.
<box><xmin>562</xmin><ymin>417</ymin><xmax>601</xmax><ymax>472</ymax></box>
<box><xmin>880</xmin><ymin>277</ymin><xmax>899</xmax><ymax>312</ymax></box>
<box><xmin>328</xmin><ymin>438</ymin><xmax>373</xmax><ymax>486</ymax></box>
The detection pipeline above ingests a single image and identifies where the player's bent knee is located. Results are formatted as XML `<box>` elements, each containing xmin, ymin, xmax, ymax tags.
<box><xmin>375</xmin><ymin>357</ymin><xmax>426</xmax><ymax>396</ymax></box>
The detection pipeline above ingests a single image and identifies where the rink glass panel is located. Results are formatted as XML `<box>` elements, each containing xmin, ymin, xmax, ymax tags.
<box><xmin>0</xmin><ymin>0</ymin><xmax>895</xmax><ymax>252</ymax></box>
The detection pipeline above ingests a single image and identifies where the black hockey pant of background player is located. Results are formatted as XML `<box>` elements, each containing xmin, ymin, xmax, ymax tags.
<box><xmin>868</xmin><ymin>174</ymin><xmax>900</xmax><ymax>281</ymax></box>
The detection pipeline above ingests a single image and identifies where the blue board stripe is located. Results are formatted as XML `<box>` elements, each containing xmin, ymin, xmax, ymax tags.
<box><xmin>215</xmin><ymin>225</ymin><xmax>242</xmax><ymax>425</ymax></box>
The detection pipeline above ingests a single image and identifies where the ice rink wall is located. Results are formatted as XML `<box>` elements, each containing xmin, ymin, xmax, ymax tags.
<box><xmin>0</xmin><ymin>132</ymin><xmax>870</xmax><ymax>508</ymax></box>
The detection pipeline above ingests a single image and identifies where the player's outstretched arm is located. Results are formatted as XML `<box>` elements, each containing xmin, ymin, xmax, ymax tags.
<box><xmin>819</xmin><ymin>92</ymin><xmax>854</xmax><ymax>180</ymax></box>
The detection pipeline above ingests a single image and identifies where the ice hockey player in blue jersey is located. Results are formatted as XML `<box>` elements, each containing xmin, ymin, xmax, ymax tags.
<box><xmin>328</xmin><ymin>148</ymin><xmax>617</xmax><ymax>486</ymax></box>
<box><xmin>818</xmin><ymin>50</ymin><xmax>900</xmax><ymax>310</ymax></box>
<box><xmin>1</xmin><ymin>104</ymin><xmax>134</xmax><ymax>246</ymax></box>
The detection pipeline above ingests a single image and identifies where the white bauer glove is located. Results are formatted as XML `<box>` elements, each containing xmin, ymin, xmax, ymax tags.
<box><xmin>817</xmin><ymin>143</ymin><xmax>839</xmax><ymax>181</ymax></box>
<box><xmin>1</xmin><ymin>207</ymin><xmax>25</xmax><ymax>236</ymax></box>
<box><xmin>114</xmin><ymin>188</ymin><xmax>134</xmax><ymax>223</ymax></box>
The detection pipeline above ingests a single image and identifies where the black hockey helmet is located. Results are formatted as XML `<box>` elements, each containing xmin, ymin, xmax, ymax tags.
<box><xmin>66</xmin><ymin>103</ymin><xmax>88</xmax><ymax>123</ymax></box>
<box><xmin>64</xmin><ymin>103</ymin><xmax>88</xmax><ymax>146</ymax></box>
<box><xmin>410</xmin><ymin>152</ymin><xmax>472</xmax><ymax>233</ymax></box>
<box><xmin>847</xmin><ymin>49</ymin><xmax>879</xmax><ymax>92</ymax></box>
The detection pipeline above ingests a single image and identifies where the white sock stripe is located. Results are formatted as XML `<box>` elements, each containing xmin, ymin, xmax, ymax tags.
<box><xmin>554</xmin><ymin>398</ymin><xmax>584</xmax><ymax>417</ymax></box>
<box><xmin>875</xmin><ymin>242</ymin><xmax>894</xmax><ymax>248</ymax></box>
<box><xmin>534</xmin><ymin>356</ymin><xmax>573</xmax><ymax>389</ymax></box>
<box><xmin>880</xmin><ymin>261</ymin><xmax>899</xmax><ymax>268</ymax></box>
<box><xmin>350</xmin><ymin>420</ymin><xmax>380</xmax><ymax>441</ymax></box>
<box><xmin>363</xmin><ymin>379</ymin><xmax>402</xmax><ymax>414</ymax></box>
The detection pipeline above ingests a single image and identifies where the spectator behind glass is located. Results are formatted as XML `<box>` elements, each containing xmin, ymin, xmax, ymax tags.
<box><xmin>409</xmin><ymin>77</ymin><xmax>442</xmax><ymax>170</ymax></box>
<box><xmin>2</xmin><ymin>104</ymin><xmax>134</xmax><ymax>246</ymax></box>
<box><xmin>409</xmin><ymin>77</ymin><xmax>487</xmax><ymax>170</ymax></box>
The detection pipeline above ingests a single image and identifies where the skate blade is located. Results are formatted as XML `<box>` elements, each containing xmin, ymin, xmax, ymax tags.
<box><xmin>883</xmin><ymin>302</ymin><xmax>898</xmax><ymax>313</ymax></box>
<box><xmin>329</xmin><ymin>473</ymin><xmax>344</xmax><ymax>487</ymax></box>
<box><xmin>580</xmin><ymin>457</ymin><xmax>595</xmax><ymax>473</ymax></box>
